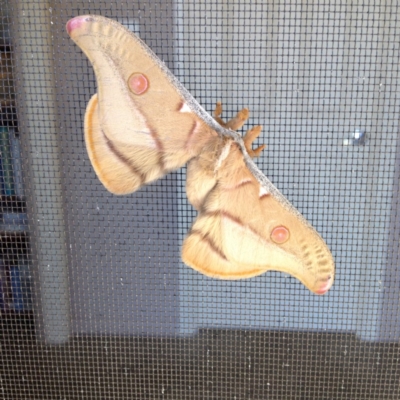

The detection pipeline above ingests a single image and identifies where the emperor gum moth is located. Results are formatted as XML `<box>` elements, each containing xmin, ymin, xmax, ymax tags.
<box><xmin>66</xmin><ymin>15</ymin><xmax>335</xmax><ymax>295</ymax></box>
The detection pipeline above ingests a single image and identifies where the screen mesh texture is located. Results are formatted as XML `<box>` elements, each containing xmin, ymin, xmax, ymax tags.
<box><xmin>1</xmin><ymin>1</ymin><xmax>399</xmax><ymax>399</ymax></box>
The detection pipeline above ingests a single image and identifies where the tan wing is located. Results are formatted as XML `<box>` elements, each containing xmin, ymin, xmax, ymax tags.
<box><xmin>182</xmin><ymin>140</ymin><xmax>335</xmax><ymax>295</ymax></box>
<box><xmin>67</xmin><ymin>15</ymin><xmax>216</xmax><ymax>194</ymax></box>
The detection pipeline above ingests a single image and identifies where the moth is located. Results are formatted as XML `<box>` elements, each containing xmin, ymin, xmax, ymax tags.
<box><xmin>66</xmin><ymin>15</ymin><xmax>335</xmax><ymax>294</ymax></box>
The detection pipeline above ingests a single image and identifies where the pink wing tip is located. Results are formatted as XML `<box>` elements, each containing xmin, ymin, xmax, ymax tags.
<box><xmin>66</xmin><ymin>16</ymin><xmax>88</xmax><ymax>35</ymax></box>
<box><xmin>314</xmin><ymin>276</ymin><xmax>334</xmax><ymax>295</ymax></box>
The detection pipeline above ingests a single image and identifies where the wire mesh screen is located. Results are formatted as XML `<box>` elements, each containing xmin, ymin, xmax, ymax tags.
<box><xmin>1</xmin><ymin>0</ymin><xmax>399</xmax><ymax>399</ymax></box>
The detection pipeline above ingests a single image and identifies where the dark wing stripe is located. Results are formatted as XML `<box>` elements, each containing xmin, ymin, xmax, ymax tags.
<box><xmin>103</xmin><ymin>131</ymin><xmax>147</xmax><ymax>184</ymax></box>
<box><xmin>225</xmin><ymin>179</ymin><xmax>253</xmax><ymax>191</ymax></box>
<box><xmin>184</xmin><ymin>120</ymin><xmax>199</xmax><ymax>151</ymax></box>
<box><xmin>189</xmin><ymin>229</ymin><xmax>228</xmax><ymax>261</ymax></box>
<box><xmin>133</xmin><ymin>101</ymin><xmax>165</xmax><ymax>171</ymax></box>
<box><xmin>149</xmin><ymin>126</ymin><xmax>165</xmax><ymax>171</ymax></box>
<box><xmin>202</xmin><ymin>210</ymin><xmax>265</xmax><ymax>242</ymax></box>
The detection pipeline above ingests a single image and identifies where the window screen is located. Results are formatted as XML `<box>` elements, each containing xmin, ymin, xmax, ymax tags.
<box><xmin>1</xmin><ymin>1</ymin><xmax>399</xmax><ymax>399</ymax></box>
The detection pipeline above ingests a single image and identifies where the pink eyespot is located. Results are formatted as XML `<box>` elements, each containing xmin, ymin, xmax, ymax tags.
<box><xmin>128</xmin><ymin>73</ymin><xmax>149</xmax><ymax>95</ymax></box>
<box><xmin>271</xmin><ymin>226</ymin><xmax>290</xmax><ymax>244</ymax></box>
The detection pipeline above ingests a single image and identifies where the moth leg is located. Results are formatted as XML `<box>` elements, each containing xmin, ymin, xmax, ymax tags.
<box><xmin>213</xmin><ymin>102</ymin><xmax>250</xmax><ymax>131</ymax></box>
<box><xmin>243</xmin><ymin>125</ymin><xmax>266</xmax><ymax>158</ymax></box>
<box><xmin>214</xmin><ymin>101</ymin><xmax>227</xmax><ymax>127</ymax></box>
<box><xmin>225</xmin><ymin>108</ymin><xmax>249</xmax><ymax>131</ymax></box>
